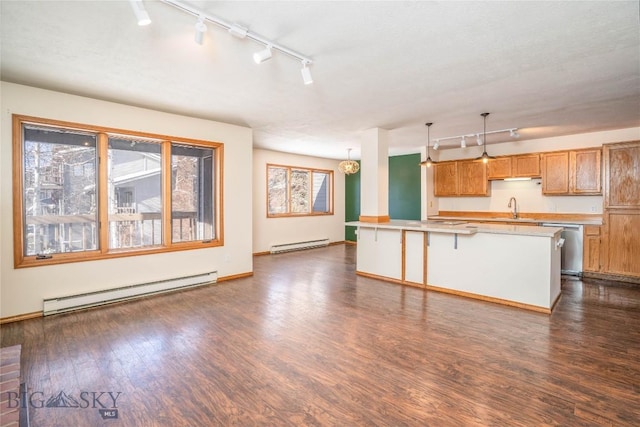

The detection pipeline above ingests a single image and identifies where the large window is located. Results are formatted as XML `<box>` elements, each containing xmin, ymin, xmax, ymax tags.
<box><xmin>267</xmin><ymin>164</ymin><xmax>333</xmax><ymax>217</ymax></box>
<box><xmin>13</xmin><ymin>115</ymin><xmax>223</xmax><ymax>268</ymax></box>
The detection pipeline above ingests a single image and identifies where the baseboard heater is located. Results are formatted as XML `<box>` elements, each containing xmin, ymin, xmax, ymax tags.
<box><xmin>43</xmin><ymin>271</ymin><xmax>217</xmax><ymax>316</ymax></box>
<box><xmin>270</xmin><ymin>238</ymin><xmax>329</xmax><ymax>254</ymax></box>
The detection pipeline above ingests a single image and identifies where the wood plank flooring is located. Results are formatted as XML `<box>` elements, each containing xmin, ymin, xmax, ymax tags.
<box><xmin>1</xmin><ymin>244</ymin><xmax>639</xmax><ymax>426</ymax></box>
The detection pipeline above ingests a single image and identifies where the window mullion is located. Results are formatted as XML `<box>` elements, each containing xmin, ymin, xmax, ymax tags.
<box><xmin>162</xmin><ymin>140</ymin><xmax>172</xmax><ymax>247</ymax></box>
<box><xmin>98</xmin><ymin>133</ymin><xmax>109</xmax><ymax>254</ymax></box>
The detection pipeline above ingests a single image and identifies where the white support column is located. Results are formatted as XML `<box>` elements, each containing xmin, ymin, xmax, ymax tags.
<box><xmin>359</xmin><ymin>128</ymin><xmax>390</xmax><ymax>223</ymax></box>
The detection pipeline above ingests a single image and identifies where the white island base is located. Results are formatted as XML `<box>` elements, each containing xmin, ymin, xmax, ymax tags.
<box><xmin>349</xmin><ymin>220</ymin><xmax>563</xmax><ymax>314</ymax></box>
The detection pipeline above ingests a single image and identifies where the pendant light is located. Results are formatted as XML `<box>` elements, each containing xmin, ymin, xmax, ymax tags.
<box><xmin>338</xmin><ymin>148</ymin><xmax>360</xmax><ymax>175</ymax></box>
<box><xmin>419</xmin><ymin>122</ymin><xmax>435</xmax><ymax>167</ymax></box>
<box><xmin>475</xmin><ymin>112</ymin><xmax>496</xmax><ymax>164</ymax></box>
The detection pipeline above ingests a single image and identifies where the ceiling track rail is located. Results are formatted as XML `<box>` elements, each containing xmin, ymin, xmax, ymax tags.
<box><xmin>159</xmin><ymin>0</ymin><xmax>313</xmax><ymax>65</ymax></box>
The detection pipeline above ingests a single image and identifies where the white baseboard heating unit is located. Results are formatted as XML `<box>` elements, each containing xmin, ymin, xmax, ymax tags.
<box><xmin>270</xmin><ymin>238</ymin><xmax>330</xmax><ymax>254</ymax></box>
<box><xmin>43</xmin><ymin>271</ymin><xmax>217</xmax><ymax>316</ymax></box>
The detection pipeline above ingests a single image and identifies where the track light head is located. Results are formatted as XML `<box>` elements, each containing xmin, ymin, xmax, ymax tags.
<box><xmin>476</xmin><ymin>134</ymin><xmax>482</xmax><ymax>145</ymax></box>
<box><xmin>194</xmin><ymin>15</ymin><xmax>207</xmax><ymax>45</ymax></box>
<box><xmin>433</xmin><ymin>140</ymin><xmax>439</xmax><ymax>150</ymax></box>
<box><xmin>510</xmin><ymin>129</ymin><xmax>520</xmax><ymax>138</ymax></box>
<box><xmin>253</xmin><ymin>46</ymin><xmax>272</xmax><ymax>64</ymax></box>
<box><xmin>460</xmin><ymin>136</ymin><xmax>466</xmax><ymax>148</ymax></box>
<box><xmin>301</xmin><ymin>60</ymin><xmax>313</xmax><ymax>85</ymax></box>
<box><xmin>129</xmin><ymin>0</ymin><xmax>151</xmax><ymax>26</ymax></box>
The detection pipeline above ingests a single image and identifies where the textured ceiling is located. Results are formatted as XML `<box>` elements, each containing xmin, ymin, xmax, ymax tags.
<box><xmin>1</xmin><ymin>1</ymin><xmax>639</xmax><ymax>159</ymax></box>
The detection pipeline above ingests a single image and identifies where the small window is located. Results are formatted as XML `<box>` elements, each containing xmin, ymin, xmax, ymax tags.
<box><xmin>267</xmin><ymin>164</ymin><xmax>333</xmax><ymax>217</ymax></box>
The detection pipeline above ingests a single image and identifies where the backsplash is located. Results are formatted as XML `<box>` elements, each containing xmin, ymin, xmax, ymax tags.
<box><xmin>437</xmin><ymin>179</ymin><xmax>603</xmax><ymax>214</ymax></box>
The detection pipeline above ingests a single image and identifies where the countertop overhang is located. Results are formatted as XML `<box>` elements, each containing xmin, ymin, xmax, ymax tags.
<box><xmin>346</xmin><ymin>219</ymin><xmax>563</xmax><ymax>238</ymax></box>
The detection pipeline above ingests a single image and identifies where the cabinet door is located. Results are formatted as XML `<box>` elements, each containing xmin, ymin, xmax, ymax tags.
<box><xmin>487</xmin><ymin>157</ymin><xmax>512</xmax><ymax>180</ymax></box>
<box><xmin>542</xmin><ymin>152</ymin><xmax>569</xmax><ymax>194</ymax></box>
<box><xmin>604</xmin><ymin>142</ymin><xmax>640</xmax><ymax>208</ymax></box>
<box><xmin>603</xmin><ymin>211</ymin><xmax>640</xmax><ymax>277</ymax></box>
<box><xmin>513</xmin><ymin>154</ymin><xmax>541</xmax><ymax>177</ymax></box>
<box><xmin>458</xmin><ymin>160</ymin><xmax>489</xmax><ymax>196</ymax></box>
<box><xmin>571</xmin><ymin>149</ymin><xmax>601</xmax><ymax>194</ymax></box>
<box><xmin>434</xmin><ymin>162</ymin><xmax>458</xmax><ymax>196</ymax></box>
<box><xmin>583</xmin><ymin>225</ymin><xmax>601</xmax><ymax>272</ymax></box>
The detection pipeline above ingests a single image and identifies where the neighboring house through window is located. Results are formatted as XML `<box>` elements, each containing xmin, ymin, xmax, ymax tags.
<box><xmin>13</xmin><ymin>115</ymin><xmax>223</xmax><ymax>268</ymax></box>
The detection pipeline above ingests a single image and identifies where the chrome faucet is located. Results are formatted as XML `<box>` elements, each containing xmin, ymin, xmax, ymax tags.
<box><xmin>508</xmin><ymin>197</ymin><xmax>518</xmax><ymax>219</ymax></box>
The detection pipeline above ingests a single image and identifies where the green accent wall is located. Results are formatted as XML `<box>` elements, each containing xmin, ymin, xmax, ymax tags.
<box><xmin>388</xmin><ymin>154</ymin><xmax>422</xmax><ymax>220</ymax></box>
<box><xmin>345</xmin><ymin>154</ymin><xmax>421</xmax><ymax>241</ymax></box>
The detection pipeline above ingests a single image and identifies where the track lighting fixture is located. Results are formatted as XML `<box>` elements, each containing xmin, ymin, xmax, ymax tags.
<box><xmin>152</xmin><ymin>0</ymin><xmax>313</xmax><ymax>84</ymax></box>
<box><xmin>130</xmin><ymin>0</ymin><xmax>151</xmax><ymax>26</ymax></box>
<box><xmin>301</xmin><ymin>61</ymin><xmax>313</xmax><ymax>85</ymax></box>
<box><xmin>253</xmin><ymin>45</ymin><xmax>272</xmax><ymax>64</ymax></box>
<box><xmin>420</xmin><ymin>123</ymin><xmax>436</xmax><ymax>167</ymax></box>
<box><xmin>426</xmin><ymin>124</ymin><xmax>519</xmax><ymax>149</ymax></box>
<box><xmin>475</xmin><ymin>112</ymin><xmax>496</xmax><ymax>164</ymax></box>
<box><xmin>194</xmin><ymin>14</ymin><xmax>207</xmax><ymax>45</ymax></box>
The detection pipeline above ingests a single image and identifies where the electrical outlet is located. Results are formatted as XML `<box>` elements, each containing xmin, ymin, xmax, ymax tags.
<box><xmin>590</xmin><ymin>206</ymin><xmax>597</xmax><ymax>212</ymax></box>
<box><xmin>429</xmin><ymin>201</ymin><xmax>433</xmax><ymax>208</ymax></box>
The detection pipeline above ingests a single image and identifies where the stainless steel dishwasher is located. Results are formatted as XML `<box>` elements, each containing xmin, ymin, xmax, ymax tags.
<box><xmin>542</xmin><ymin>223</ymin><xmax>583</xmax><ymax>276</ymax></box>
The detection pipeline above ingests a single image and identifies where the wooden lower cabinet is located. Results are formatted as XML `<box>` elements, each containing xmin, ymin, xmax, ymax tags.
<box><xmin>602</xmin><ymin>210</ymin><xmax>640</xmax><ymax>278</ymax></box>
<box><xmin>583</xmin><ymin>225</ymin><xmax>601</xmax><ymax>273</ymax></box>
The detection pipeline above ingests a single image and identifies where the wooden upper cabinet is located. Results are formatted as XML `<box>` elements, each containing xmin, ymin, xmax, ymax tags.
<box><xmin>604</xmin><ymin>142</ymin><xmax>640</xmax><ymax>208</ymax></box>
<box><xmin>571</xmin><ymin>149</ymin><xmax>601</xmax><ymax>194</ymax></box>
<box><xmin>513</xmin><ymin>154</ymin><xmax>540</xmax><ymax>178</ymax></box>
<box><xmin>487</xmin><ymin>157</ymin><xmax>512</xmax><ymax>179</ymax></box>
<box><xmin>542</xmin><ymin>152</ymin><xmax>570</xmax><ymax>194</ymax></box>
<box><xmin>433</xmin><ymin>160</ymin><xmax>489</xmax><ymax>197</ymax></box>
<box><xmin>458</xmin><ymin>160</ymin><xmax>489</xmax><ymax>196</ymax></box>
<box><xmin>542</xmin><ymin>149</ymin><xmax>601</xmax><ymax>195</ymax></box>
<box><xmin>487</xmin><ymin>154</ymin><xmax>540</xmax><ymax>180</ymax></box>
<box><xmin>433</xmin><ymin>162</ymin><xmax>458</xmax><ymax>197</ymax></box>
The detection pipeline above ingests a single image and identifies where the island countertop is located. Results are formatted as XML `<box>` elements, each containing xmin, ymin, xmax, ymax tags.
<box><xmin>346</xmin><ymin>219</ymin><xmax>562</xmax><ymax>238</ymax></box>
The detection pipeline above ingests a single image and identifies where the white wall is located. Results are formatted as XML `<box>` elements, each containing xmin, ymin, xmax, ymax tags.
<box><xmin>433</xmin><ymin>127</ymin><xmax>640</xmax><ymax>214</ymax></box>
<box><xmin>0</xmin><ymin>82</ymin><xmax>253</xmax><ymax>318</ymax></box>
<box><xmin>253</xmin><ymin>148</ymin><xmax>345</xmax><ymax>253</ymax></box>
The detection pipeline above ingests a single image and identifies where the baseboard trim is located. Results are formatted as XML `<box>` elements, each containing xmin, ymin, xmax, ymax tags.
<box><xmin>424</xmin><ymin>284</ymin><xmax>552</xmax><ymax>314</ymax></box>
<box><xmin>345</xmin><ymin>240</ymin><xmax>357</xmax><ymax>246</ymax></box>
<box><xmin>253</xmin><ymin>251</ymin><xmax>271</xmax><ymax>257</ymax></box>
<box><xmin>217</xmin><ymin>272</ymin><xmax>253</xmax><ymax>282</ymax></box>
<box><xmin>582</xmin><ymin>272</ymin><xmax>640</xmax><ymax>285</ymax></box>
<box><xmin>355</xmin><ymin>271</ymin><xmax>552</xmax><ymax>314</ymax></box>
<box><xmin>0</xmin><ymin>311</ymin><xmax>43</xmax><ymax>325</ymax></box>
<box><xmin>328</xmin><ymin>241</ymin><xmax>345</xmax><ymax>246</ymax></box>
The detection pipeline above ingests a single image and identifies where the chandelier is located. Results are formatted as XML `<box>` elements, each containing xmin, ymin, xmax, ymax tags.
<box><xmin>338</xmin><ymin>148</ymin><xmax>360</xmax><ymax>175</ymax></box>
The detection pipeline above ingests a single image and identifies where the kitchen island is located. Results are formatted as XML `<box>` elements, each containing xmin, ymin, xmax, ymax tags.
<box><xmin>346</xmin><ymin>220</ymin><xmax>563</xmax><ymax>313</ymax></box>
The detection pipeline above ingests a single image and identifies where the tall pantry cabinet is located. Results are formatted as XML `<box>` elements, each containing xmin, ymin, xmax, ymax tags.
<box><xmin>602</xmin><ymin>141</ymin><xmax>640</xmax><ymax>279</ymax></box>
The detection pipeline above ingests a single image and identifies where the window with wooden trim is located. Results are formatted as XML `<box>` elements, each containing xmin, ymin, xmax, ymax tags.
<box><xmin>267</xmin><ymin>164</ymin><xmax>333</xmax><ymax>217</ymax></box>
<box><xmin>13</xmin><ymin>115</ymin><xmax>223</xmax><ymax>268</ymax></box>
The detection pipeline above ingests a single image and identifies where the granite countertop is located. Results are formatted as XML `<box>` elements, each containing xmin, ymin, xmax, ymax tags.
<box><xmin>428</xmin><ymin>215</ymin><xmax>602</xmax><ymax>226</ymax></box>
<box><xmin>346</xmin><ymin>220</ymin><xmax>563</xmax><ymax>237</ymax></box>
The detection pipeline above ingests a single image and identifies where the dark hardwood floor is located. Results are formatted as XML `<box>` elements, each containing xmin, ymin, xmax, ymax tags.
<box><xmin>1</xmin><ymin>244</ymin><xmax>639</xmax><ymax>426</ymax></box>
